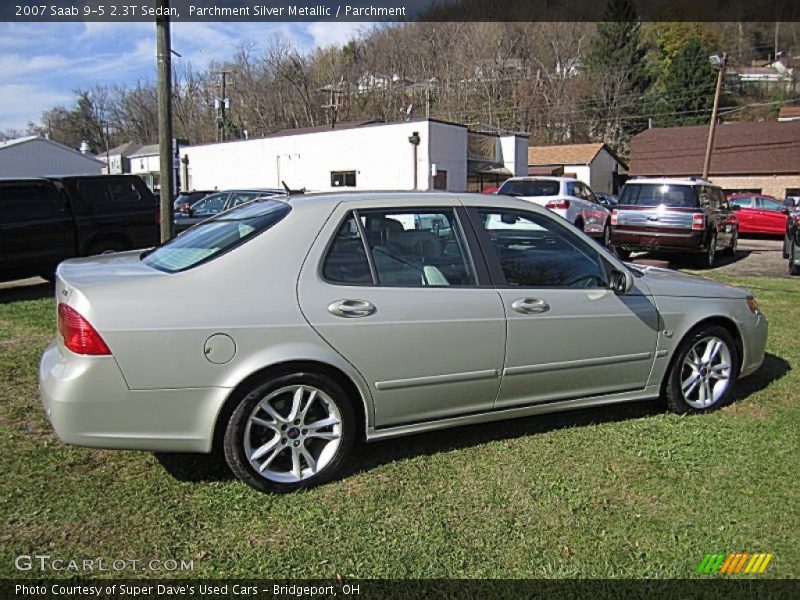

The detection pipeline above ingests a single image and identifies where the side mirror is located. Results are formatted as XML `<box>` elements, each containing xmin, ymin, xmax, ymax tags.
<box><xmin>730</xmin><ymin>204</ymin><xmax>741</xmax><ymax>211</ymax></box>
<box><xmin>609</xmin><ymin>269</ymin><xmax>632</xmax><ymax>294</ymax></box>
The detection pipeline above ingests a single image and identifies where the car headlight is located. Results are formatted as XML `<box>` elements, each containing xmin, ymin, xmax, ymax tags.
<box><xmin>746</xmin><ymin>295</ymin><xmax>761</xmax><ymax>315</ymax></box>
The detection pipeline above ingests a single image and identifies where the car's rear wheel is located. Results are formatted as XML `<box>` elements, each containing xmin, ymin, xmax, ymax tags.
<box><xmin>722</xmin><ymin>230</ymin><xmax>737</xmax><ymax>257</ymax></box>
<box><xmin>790</xmin><ymin>240</ymin><xmax>800</xmax><ymax>276</ymax></box>
<box><xmin>664</xmin><ymin>325</ymin><xmax>738</xmax><ymax>414</ymax></box>
<box><xmin>697</xmin><ymin>232</ymin><xmax>717</xmax><ymax>268</ymax></box>
<box><xmin>223</xmin><ymin>372</ymin><xmax>356</xmax><ymax>493</ymax></box>
<box><xmin>602</xmin><ymin>221</ymin><xmax>612</xmax><ymax>247</ymax></box>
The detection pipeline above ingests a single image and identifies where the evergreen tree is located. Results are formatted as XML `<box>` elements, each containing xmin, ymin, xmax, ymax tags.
<box><xmin>584</xmin><ymin>0</ymin><xmax>650</xmax><ymax>155</ymax></box>
<box><xmin>657</xmin><ymin>35</ymin><xmax>717</xmax><ymax>127</ymax></box>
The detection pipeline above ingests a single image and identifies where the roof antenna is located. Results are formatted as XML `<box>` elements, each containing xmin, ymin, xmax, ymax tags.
<box><xmin>281</xmin><ymin>180</ymin><xmax>306</xmax><ymax>196</ymax></box>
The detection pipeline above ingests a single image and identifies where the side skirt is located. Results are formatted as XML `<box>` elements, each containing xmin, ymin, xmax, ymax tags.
<box><xmin>365</xmin><ymin>386</ymin><xmax>661</xmax><ymax>441</ymax></box>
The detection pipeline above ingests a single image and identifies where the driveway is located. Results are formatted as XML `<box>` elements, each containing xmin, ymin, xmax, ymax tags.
<box><xmin>631</xmin><ymin>237</ymin><xmax>791</xmax><ymax>279</ymax></box>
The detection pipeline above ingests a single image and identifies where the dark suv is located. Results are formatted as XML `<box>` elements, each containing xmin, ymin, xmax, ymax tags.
<box><xmin>610</xmin><ymin>178</ymin><xmax>738</xmax><ymax>268</ymax></box>
<box><xmin>0</xmin><ymin>175</ymin><xmax>158</xmax><ymax>282</ymax></box>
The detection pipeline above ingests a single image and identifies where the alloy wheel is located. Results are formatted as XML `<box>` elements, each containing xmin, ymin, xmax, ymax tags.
<box><xmin>679</xmin><ymin>336</ymin><xmax>732</xmax><ymax>409</ymax></box>
<box><xmin>243</xmin><ymin>385</ymin><xmax>343</xmax><ymax>483</ymax></box>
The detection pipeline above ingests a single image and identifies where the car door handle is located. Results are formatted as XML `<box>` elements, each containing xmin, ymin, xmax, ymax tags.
<box><xmin>511</xmin><ymin>298</ymin><xmax>550</xmax><ymax>314</ymax></box>
<box><xmin>327</xmin><ymin>299</ymin><xmax>376</xmax><ymax>318</ymax></box>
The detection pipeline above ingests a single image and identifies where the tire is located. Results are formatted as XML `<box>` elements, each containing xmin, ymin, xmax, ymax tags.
<box><xmin>223</xmin><ymin>371</ymin><xmax>356</xmax><ymax>493</ymax></box>
<box><xmin>783</xmin><ymin>233</ymin><xmax>791</xmax><ymax>259</ymax></box>
<box><xmin>696</xmin><ymin>232</ymin><xmax>717</xmax><ymax>268</ymax></box>
<box><xmin>722</xmin><ymin>230</ymin><xmax>738</xmax><ymax>258</ymax></box>
<box><xmin>790</xmin><ymin>240</ymin><xmax>800</xmax><ymax>276</ymax></box>
<box><xmin>614</xmin><ymin>247</ymin><xmax>631</xmax><ymax>261</ymax></box>
<box><xmin>664</xmin><ymin>325</ymin><xmax>739</xmax><ymax>414</ymax></box>
<box><xmin>602</xmin><ymin>221</ymin><xmax>612</xmax><ymax>247</ymax></box>
<box><xmin>574</xmin><ymin>218</ymin><xmax>585</xmax><ymax>233</ymax></box>
<box><xmin>88</xmin><ymin>239</ymin><xmax>128</xmax><ymax>255</ymax></box>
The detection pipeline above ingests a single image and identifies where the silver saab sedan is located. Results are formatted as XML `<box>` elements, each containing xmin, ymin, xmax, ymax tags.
<box><xmin>40</xmin><ymin>192</ymin><xmax>768</xmax><ymax>493</ymax></box>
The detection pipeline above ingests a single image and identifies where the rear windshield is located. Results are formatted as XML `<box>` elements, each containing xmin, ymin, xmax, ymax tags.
<box><xmin>620</xmin><ymin>184</ymin><xmax>699</xmax><ymax>208</ymax></box>
<box><xmin>142</xmin><ymin>200</ymin><xmax>291</xmax><ymax>273</ymax></box>
<box><xmin>498</xmin><ymin>180</ymin><xmax>560</xmax><ymax>197</ymax></box>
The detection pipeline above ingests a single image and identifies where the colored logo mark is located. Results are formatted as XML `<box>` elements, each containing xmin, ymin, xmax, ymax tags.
<box><xmin>697</xmin><ymin>553</ymin><xmax>773</xmax><ymax>574</ymax></box>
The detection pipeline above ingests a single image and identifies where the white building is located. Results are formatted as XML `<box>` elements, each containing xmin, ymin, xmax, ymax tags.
<box><xmin>181</xmin><ymin>119</ymin><xmax>529</xmax><ymax>193</ymax></box>
<box><xmin>527</xmin><ymin>143</ymin><xmax>627</xmax><ymax>194</ymax></box>
<box><xmin>0</xmin><ymin>136</ymin><xmax>105</xmax><ymax>178</ymax></box>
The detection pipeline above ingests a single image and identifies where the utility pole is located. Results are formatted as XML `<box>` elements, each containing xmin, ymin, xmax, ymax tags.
<box><xmin>215</xmin><ymin>70</ymin><xmax>234</xmax><ymax>141</ymax></box>
<box><xmin>156</xmin><ymin>0</ymin><xmax>174</xmax><ymax>242</ymax></box>
<box><xmin>702</xmin><ymin>53</ymin><xmax>727</xmax><ymax>180</ymax></box>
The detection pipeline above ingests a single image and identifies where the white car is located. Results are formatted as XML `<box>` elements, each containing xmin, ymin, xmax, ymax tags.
<box><xmin>497</xmin><ymin>176</ymin><xmax>612</xmax><ymax>246</ymax></box>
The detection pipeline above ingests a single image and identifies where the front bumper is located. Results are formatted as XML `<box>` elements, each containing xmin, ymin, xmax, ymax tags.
<box><xmin>39</xmin><ymin>342</ymin><xmax>229</xmax><ymax>453</ymax></box>
<box><xmin>739</xmin><ymin>314</ymin><xmax>768</xmax><ymax>378</ymax></box>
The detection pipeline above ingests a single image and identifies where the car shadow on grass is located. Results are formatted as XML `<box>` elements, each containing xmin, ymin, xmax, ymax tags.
<box><xmin>154</xmin><ymin>353</ymin><xmax>789</xmax><ymax>484</ymax></box>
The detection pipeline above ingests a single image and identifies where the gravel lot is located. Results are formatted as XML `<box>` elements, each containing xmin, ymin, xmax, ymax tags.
<box><xmin>631</xmin><ymin>237</ymin><xmax>792</xmax><ymax>279</ymax></box>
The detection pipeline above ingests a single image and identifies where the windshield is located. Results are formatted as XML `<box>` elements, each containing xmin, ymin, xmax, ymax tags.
<box><xmin>498</xmin><ymin>180</ymin><xmax>560</xmax><ymax>197</ymax></box>
<box><xmin>142</xmin><ymin>200</ymin><xmax>291</xmax><ymax>273</ymax></box>
<box><xmin>620</xmin><ymin>184</ymin><xmax>699</xmax><ymax>208</ymax></box>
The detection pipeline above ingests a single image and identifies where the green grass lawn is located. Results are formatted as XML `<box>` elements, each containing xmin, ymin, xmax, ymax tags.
<box><xmin>1</xmin><ymin>275</ymin><xmax>798</xmax><ymax>579</ymax></box>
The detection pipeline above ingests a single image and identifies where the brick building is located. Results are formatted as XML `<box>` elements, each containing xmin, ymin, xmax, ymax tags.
<box><xmin>628</xmin><ymin>121</ymin><xmax>800</xmax><ymax>199</ymax></box>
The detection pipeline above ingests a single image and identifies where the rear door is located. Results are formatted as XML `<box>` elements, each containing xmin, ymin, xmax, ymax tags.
<box><xmin>467</xmin><ymin>205</ymin><xmax>659</xmax><ymax>408</ymax></box>
<box><xmin>298</xmin><ymin>200</ymin><xmax>506</xmax><ymax>428</ymax></box>
<box><xmin>753</xmin><ymin>197</ymin><xmax>787</xmax><ymax>235</ymax></box>
<box><xmin>0</xmin><ymin>180</ymin><xmax>72</xmax><ymax>277</ymax></box>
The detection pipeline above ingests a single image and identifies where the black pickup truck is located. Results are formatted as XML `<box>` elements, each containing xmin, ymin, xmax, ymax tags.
<box><xmin>0</xmin><ymin>175</ymin><xmax>159</xmax><ymax>282</ymax></box>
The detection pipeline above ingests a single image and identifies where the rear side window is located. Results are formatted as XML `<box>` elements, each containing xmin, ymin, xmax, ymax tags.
<box><xmin>76</xmin><ymin>178</ymin><xmax>149</xmax><ymax>205</ymax></box>
<box><xmin>620</xmin><ymin>184</ymin><xmax>699</xmax><ymax>208</ymax></box>
<box><xmin>0</xmin><ymin>182</ymin><xmax>58</xmax><ymax>223</ymax></box>
<box><xmin>142</xmin><ymin>200</ymin><xmax>291</xmax><ymax>273</ymax></box>
<box><xmin>321</xmin><ymin>208</ymin><xmax>477</xmax><ymax>287</ymax></box>
<box><xmin>498</xmin><ymin>180</ymin><xmax>560</xmax><ymax>197</ymax></box>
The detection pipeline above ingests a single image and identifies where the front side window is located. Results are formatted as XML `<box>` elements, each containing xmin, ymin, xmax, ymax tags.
<box><xmin>142</xmin><ymin>200</ymin><xmax>291</xmax><ymax>273</ymax></box>
<box><xmin>321</xmin><ymin>208</ymin><xmax>477</xmax><ymax>287</ymax></box>
<box><xmin>477</xmin><ymin>209</ymin><xmax>608</xmax><ymax>288</ymax></box>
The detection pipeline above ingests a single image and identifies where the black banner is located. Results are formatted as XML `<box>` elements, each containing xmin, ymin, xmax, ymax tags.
<box><xmin>2</xmin><ymin>0</ymin><xmax>800</xmax><ymax>23</ymax></box>
<box><xmin>4</xmin><ymin>579</ymin><xmax>800</xmax><ymax>600</ymax></box>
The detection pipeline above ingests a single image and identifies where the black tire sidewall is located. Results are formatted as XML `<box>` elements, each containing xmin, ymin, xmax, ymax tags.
<box><xmin>223</xmin><ymin>371</ymin><xmax>356</xmax><ymax>493</ymax></box>
<box><xmin>665</xmin><ymin>325</ymin><xmax>739</xmax><ymax>414</ymax></box>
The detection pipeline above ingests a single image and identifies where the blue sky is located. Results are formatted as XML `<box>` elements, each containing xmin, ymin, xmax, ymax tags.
<box><xmin>0</xmin><ymin>21</ymin><xmax>367</xmax><ymax>132</ymax></box>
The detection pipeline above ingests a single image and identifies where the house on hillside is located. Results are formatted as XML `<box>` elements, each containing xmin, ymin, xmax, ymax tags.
<box><xmin>628</xmin><ymin>121</ymin><xmax>800</xmax><ymax>199</ymax></box>
<box><xmin>0</xmin><ymin>136</ymin><xmax>104</xmax><ymax>178</ymax></box>
<box><xmin>526</xmin><ymin>143</ymin><xmax>627</xmax><ymax>194</ymax></box>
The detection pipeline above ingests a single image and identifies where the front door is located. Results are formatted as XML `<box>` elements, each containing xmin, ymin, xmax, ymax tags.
<box><xmin>298</xmin><ymin>203</ymin><xmax>506</xmax><ymax>428</ymax></box>
<box><xmin>467</xmin><ymin>207</ymin><xmax>659</xmax><ymax>409</ymax></box>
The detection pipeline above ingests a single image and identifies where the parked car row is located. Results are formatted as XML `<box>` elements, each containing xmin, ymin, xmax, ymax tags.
<box><xmin>173</xmin><ymin>188</ymin><xmax>286</xmax><ymax>233</ymax></box>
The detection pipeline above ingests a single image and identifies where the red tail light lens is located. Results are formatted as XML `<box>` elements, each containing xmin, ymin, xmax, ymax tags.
<box><xmin>611</xmin><ymin>209</ymin><xmax>618</xmax><ymax>226</ymax></box>
<box><xmin>58</xmin><ymin>304</ymin><xmax>111</xmax><ymax>355</ymax></box>
<box><xmin>691</xmin><ymin>213</ymin><xmax>705</xmax><ymax>231</ymax></box>
<box><xmin>546</xmin><ymin>199</ymin><xmax>570</xmax><ymax>210</ymax></box>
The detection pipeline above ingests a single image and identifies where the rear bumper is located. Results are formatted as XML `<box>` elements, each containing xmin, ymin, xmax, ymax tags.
<box><xmin>39</xmin><ymin>342</ymin><xmax>228</xmax><ymax>453</ymax></box>
<box><xmin>612</xmin><ymin>229</ymin><xmax>704</xmax><ymax>253</ymax></box>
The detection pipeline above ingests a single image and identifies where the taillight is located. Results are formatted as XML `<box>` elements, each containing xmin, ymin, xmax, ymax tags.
<box><xmin>546</xmin><ymin>199</ymin><xmax>570</xmax><ymax>210</ymax></box>
<box><xmin>58</xmin><ymin>304</ymin><xmax>111</xmax><ymax>355</ymax></box>
<box><xmin>691</xmin><ymin>213</ymin><xmax>705</xmax><ymax>231</ymax></box>
<box><xmin>610</xmin><ymin>209</ymin><xmax>618</xmax><ymax>226</ymax></box>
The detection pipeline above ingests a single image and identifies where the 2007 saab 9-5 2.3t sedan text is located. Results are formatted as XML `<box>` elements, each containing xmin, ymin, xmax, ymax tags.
<box><xmin>40</xmin><ymin>192</ymin><xmax>767</xmax><ymax>493</ymax></box>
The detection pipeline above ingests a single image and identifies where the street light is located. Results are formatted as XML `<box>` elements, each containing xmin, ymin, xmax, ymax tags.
<box><xmin>702</xmin><ymin>53</ymin><xmax>727</xmax><ymax>180</ymax></box>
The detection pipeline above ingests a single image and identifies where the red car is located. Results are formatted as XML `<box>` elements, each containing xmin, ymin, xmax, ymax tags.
<box><xmin>727</xmin><ymin>193</ymin><xmax>786</xmax><ymax>236</ymax></box>
<box><xmin>480</xmin><ymin>185</ymin><xmax>500</xmax><ymax>194</ymax></box>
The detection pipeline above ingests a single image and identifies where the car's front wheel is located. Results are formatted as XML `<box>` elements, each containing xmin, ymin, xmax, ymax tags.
<box><xmin>664</xmin><ymin>325</ymin><xmax>738</xmax><ymax>414</ymax></box>
<box><xmin>223</xmin><ymin>372</ymin><xmax>356</xmax><ymax>493</ymax></box>
<box><xmin>790</xmin><ymin>239</ymin><xmax>800</xmax><ymax>276</ymax></box>
<box><xmin>602</xmin><ymin>220</ymin><xmax>612</xmax><ymax>247</ymax></box>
